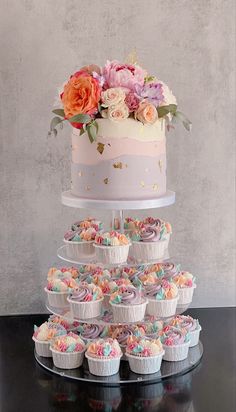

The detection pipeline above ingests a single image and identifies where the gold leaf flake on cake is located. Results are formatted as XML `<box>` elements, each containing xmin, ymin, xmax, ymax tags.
<box><xmin>153</xmin><ymin>184</ymin><xmax>158</xmax><ymax>191</ymax></box>
<box><xmin>140</xmin><ymin>180</ymin><xmax>145</xmax><ymax>188</ymax></box>
<box><xmin>159</xmin><ymin>160</ymin><xmax>163</xmax><ymax>172</ymax></box>
<box><xmin>78</xmin><ymin>171</ymin><xmax>83</xmax><ymax>177</ymax></box>
<box><xmin>85</xmin><ymin>185</ymin><xmax>91</xmax><ymax>191</ymax></box>
<box><xmin>113</xmin><ymin>162</ymin><xmax>123</xmax><ymax>169</ymax></box>
<box><xmin>104</xmin><ymin>178</ymin><xmax>109</xmax><ymax>184</ymax></box>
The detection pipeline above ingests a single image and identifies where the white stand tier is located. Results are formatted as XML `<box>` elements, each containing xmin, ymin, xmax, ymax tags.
<box><xmin>61</xmin><ymin>190</ymin><xmax>175</xmax><ymax>210</ymax></box>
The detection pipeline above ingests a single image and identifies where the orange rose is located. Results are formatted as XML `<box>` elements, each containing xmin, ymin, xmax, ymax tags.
<box><xmin>61</xmin><ymin>71</ymin><xmax>101</xmax><ymax>128</ymax></box>
<box><xmin>135</xmin><ymin>101</ymin><xmax>158</xmax><ymax>124</ymax></box>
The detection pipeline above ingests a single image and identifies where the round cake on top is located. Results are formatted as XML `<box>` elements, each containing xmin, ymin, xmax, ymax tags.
<box><xmin>49</xmin><ymin>59</ymin><xmax>190</xmax><ymax>200</ymax></box>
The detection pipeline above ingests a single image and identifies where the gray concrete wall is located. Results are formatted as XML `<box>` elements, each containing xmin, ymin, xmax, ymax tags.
<box><xmin>0</xmin><ymin>0</ymin><xmax>235</xmax><ymax>314</ymax></box>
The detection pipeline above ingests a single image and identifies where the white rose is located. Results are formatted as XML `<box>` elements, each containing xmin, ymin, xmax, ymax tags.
<box><xmin>101</xmin><ymin>87</ymin><xmax>126</xmax><ymax>107</ymax></box>
<box><xmin>106</xmin><ymin>103</ymin><xmax>129</xmax><ymax>121</ymax></box>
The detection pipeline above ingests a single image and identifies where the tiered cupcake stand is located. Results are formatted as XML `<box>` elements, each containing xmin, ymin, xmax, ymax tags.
<box><xmin>35</xmin><ymin>189</ymin><xmax>203</xmax><ymax>385</ymax></box>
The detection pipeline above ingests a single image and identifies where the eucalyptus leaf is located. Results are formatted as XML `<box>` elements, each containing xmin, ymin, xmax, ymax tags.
<box><xmin>168</xmin><ymin>104</ymin><xmax>177</xmax><ymax>114</ymax></box>
<box><xmin>157</xmin><ymin>106</ymin><xmax>170</xmax><ymax>118</ymax></box>
<box><xmin>50</xmin><ymin>116</ymin><xmax>63</xmax><ymax>131</ymax></box>
<box><xmin>80</xmin><ymin>128</ymin><xmax>85</xmax><ymax>136</ymax></box>
<box><xmin>52</xmin><ymin>108</ymin><xmax>65</xmax><ymax>117</ymax></box>
<box><xmin>86</xmin><ymin>123</ymin><xmax>97</xmax><ymax>143</ymax></box>
<box><xmin>174</xmin><ymin>111</ymin><xmax>192</xmax><ymax>131</ymax></box>
<box><xmin>68</xmin><ymin>114</ymin><xmax>91</xmax><ymax>124</ymax></box>
<box><xmin>93</xmin><ymin>120</ymin><xmax>99</xmax><ymax>133</ymax></box>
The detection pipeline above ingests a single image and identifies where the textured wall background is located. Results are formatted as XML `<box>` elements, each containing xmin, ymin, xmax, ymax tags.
<box><xmin>0</xmin><ymin>0</ymin><xmax>235</xmax><ymax>314</ymax></box>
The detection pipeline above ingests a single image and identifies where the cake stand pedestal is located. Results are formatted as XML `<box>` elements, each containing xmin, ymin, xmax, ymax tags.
<box><xmin>35</xmin><ymin>190</ymin><xmax>203</xmax><ymax>385</ymax></box>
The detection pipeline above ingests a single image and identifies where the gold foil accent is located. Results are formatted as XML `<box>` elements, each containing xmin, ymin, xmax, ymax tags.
<box><xmin>159</xmin><ymin>160</ymin><xmax>163</xmax><ymax>172</ymax></box>
<box><xmin>153</xmin><ymin>184</ymin><xmax>158</xmax><ymax>191</ymax></box>
<box><xmin>125</xmin><ymin>49</ymin><xmax>138</xmax><ymax>65</ymax></box>
<box><xmin>104</xmin><ymin>178</ymin><xmax>109</xmax><ymax>184</ymax></box>
<box><xmin>85</xmin><ymin>185</ymin><xmax>91</xmax><ymax>191</ymax></box>
<box><xmin>140</xmin><ymin>180</ymin><xmax>145</xmax><ymax>188</ymax></box>
<box><xmin>78</xmin><ymin>171</ymin><xmax>83</xmax><ymax>177</ymax></box>
<box><xmin>113</xmin><ymin>162</ymin><xmax>123</xmax><ymax>169</ymax></box>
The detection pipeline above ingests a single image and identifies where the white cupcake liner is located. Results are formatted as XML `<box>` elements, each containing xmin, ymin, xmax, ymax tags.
<box><xmin>94</xmin><ymin>243</ymin><xmax>130</xmax><ymax>265</ymax></box>
<box><xmin>50</xmin><ymin>347</ymin><xmax>85</xmax><ymax>369</ymax></box>
<box><xmin>132</xmin><ymin>240</ymin><xmax>166</xmax><ymax>262</ymax></box>
<box><xmin>177</xmin><ymin>285</ymin><xmax>196</xmax><ymax>305</ymax></box>
<box><xmin>163</xmin><ymin>341</ymin><xmax>190</xmax><ymax>361</ymax></box>
<box><xmin>110</xmin><ymin>299</ymin><xmax>148</xmax><ymax>323</ymax></box>
<box><xmin>33</xmin><ymin>337</ymin><xmax>52</xmax><ymax>357</ymax></box>
<box><xmin>67</xmin><ymin>296</ymin><xmax>104</xmax><ymax>320</ymax></box>
<box><xmin>44</xmin><ymin>287</ymin><xmax>70</xmax><ymax>308</ymax></box>
<box><xmin>146</xmin><ymin>296</ymin><xmax>179</xmax><ymax>318</ymax></box>
<box><xmin>64</xmin><ymin>239</ymin><xmax>95</xmax><ymax>259</ymax></box>
<box><xmin>126</xmin><ymin>351</ymin><xmax>164</xmax><ymax>374</ymax></box>
<box><xmin>85</xmin><ymin>353</ymin><xmax>121</xmax><ymax>376</ymax></box>
<box><xmin>189</xmin><ymin>325</ymin><xmax>202</xmax><ymax>347</ymax></box>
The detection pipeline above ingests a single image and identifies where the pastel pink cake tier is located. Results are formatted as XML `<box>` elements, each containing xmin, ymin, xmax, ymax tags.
<box><xmin>71</xmin><ymin>118</ymin><xmax>166</xmax><ymax>200</ymax></box>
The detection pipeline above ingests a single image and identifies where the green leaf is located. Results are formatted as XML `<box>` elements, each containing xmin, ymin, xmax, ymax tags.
<box><xmin>86</xmin><ymin>123</ymin><xmax>97</xmax><ymax>143</ymax></box>
<box><xmin>50</xmin><ymin>116</ymin><xmax>63</xmax><ymax>131</ymax></box>
<box><xmin>93</xmin><ymin>120</ymin><xmax>99</xmax><ymax>133</ymax></box>
<box><xmin>168</xmin><ymin>104</ymin><xmax>177</xmax><ymax>114</ymax></box>
<box><xmin>68</xmin><ymin>114</ymin><xmax>91</xmax><ymax>124</ymax></box>
<box><xmin>79</xmin><ymin>128</ymin><xmax>85</xmax><ymax>136</ymax></box>
<box><xmin>174</xmin><ymin>111</ymin><xmax>192</xmax><ymax>131</ymax></box>
<box><xmin>157</xmin><ymin>106</ymin><xmax>170</xmax><ymax>118</ymax></box>
<box><xmin>52</xmin><ymin>108</ymin><xmax>65</xmax><ymax>117</ymax></box>
<box><xmin>97</xmin><ymin>142</ymin><xmax>105</xmax><ymax>154</ymax></box>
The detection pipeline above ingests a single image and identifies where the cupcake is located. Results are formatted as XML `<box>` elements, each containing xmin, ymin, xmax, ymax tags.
<box><xmin>109</xmin><ymin>285</ymin><xmax>147</xmax><ymax>323</ymax></box>
<box><xmin>133</xmin><ymin>271</ymin><xmax>158</xmax><ymax>288</ymax></box>
<box><xmin>172</xmin><ymin>271</ymin><xmax>196</xmax><ymax>305</ymax></box>
<box><xmin>124</xmin><ymin>217</ymin><xmax>144</xmax><ymax>235</ymax></box>
<box><xmin>143</xmin><ymin>217</ymin><xmax>172</xmax><ymax>251</ymax></box>
<box><xmin>47</xmin><ymin>267</ymin><xmax>79</xmax><ymax>280</ymax></box>
<box><xmin>94</xmin><ymin>231</ymin><xmax>130</xmax><ymax>265</ymax></box>
<box><xmin>139</xmin><ymin>320</ymin><xmax>164</xmax><ymax>339</ymax></box>
<box><xmin>167</xmin><ymin>315</ymin><xmax>201</xmax><ymax>347</ymax></box>
<box><xmin>155</xmin><ymin>262</ymin><xmax>180</xmax><ymax>280</ymax></box>
<box><xmin>50</xmin><ymin>332</ymin><xmax>86</xmax><ymax>369</ymax></box>
<box><xmin>32</xmin><ymin>322</ymin><xmax>67</xmax><ymax>357</ymax></box>
<box><xmin>159</xmin><ymin>325</ymin><xmax>190</xmax><ymax>361</ymax></box>
<box><xmin>67</xmin><ymin>282</ymin><xmax>103</xmax><ymax>319</ymax></box>
<box><xmin>45</xmin><ymin>277</ymin><xmax>78</xmax><ymax>308</ymax></box>
<box><xmin>77</xmin><ymin>323</ymin><xmax>108</xmax><ymax>343</ymax></box>
<box><xmin>48</xmin><ymin>315</ymin><xmax>79</xmax><ymax>332</ymax></box>
<box><xmin>110</xmin><ymin>324</ymin><xmax>145</xmax><ymax>354</ymax></box>
<box><xmin>126</xmin><ymin>336</ymin><xmax>164</xmax><ymax>374</ymax></box>
<box><xmin>144</xmin><ymin>279</ymin><xmax>179</xmax><ymax>318</ymax></box>
<box><xmin>71</xmin><ymin>218</ymin><xmax>103</xmax><ymax>232</ymax></box>
<box><xmin>64</xmin><ymin>226</ymin><xmax>97</xmax><ymax>259</ymax></box>
<box><xmin>85</xmin><ymin>338</ymin><xmax>122</xmax><ymax>376</ymax></box>
<box><xmin>131</xmin><ymin>226</ymin><xmax>166</xmax><ymax>262</ymax></box>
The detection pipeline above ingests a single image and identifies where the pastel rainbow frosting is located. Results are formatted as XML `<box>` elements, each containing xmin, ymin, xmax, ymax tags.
<box><xmin>77</xmin><ymin>323</ymin><xmax>108</xmax><ymax>340</ymax></box>
<box><xmin>46</xmin><ymin>277</ymin><xmax>78</xmax><ymax>293</ymax></box>
<box><xmin>159</xmin><ymin>325</ymin><xmax>190</xmax><ymax>346</ymax></box>
<box><xmin>33</xmin><ymin>322</ymin><xmax>67</xmax><ymax>341</ymax></box>
<box><xmin>138</xmin><ymin>320</ymin><xmax>163</xmax><ymax>338</ymax></box>
<box><xmin>126</xmin><ymin>336</ymin><xmax>164</xmax><ymax>357</ymax></box>
<box><xmin>131</xmin><ymin>226</ymin><xmax>163</xmax><ymax>242</ymax></box>
<box><xmin>48</xmin><ymin>315</ymin><xmax>78</xmax><ymax>331</ymax></box>
<box><xmin>110</xmin><ymin>324</ymin><xmax>145</xmax><ymax>347</ymax></box>
<box><xmin>167</xmin><ymin>315</ymin><xmax>200</xmax><ymax>332</ymax></box>
<box><xmin>95</xmin><ymin>231</ymin><xmax>130</xmax><ymax>246</ymax></box>
<box><xmin>172</xmin><ymin>271</ymin><xmax>195</xmax><ymax>288</ymax></box>
<box><xmin>47</xmin><ymin>267</ymin><xmax>79</xmax><ymax>280</ymax></box>
<box><xmin>71</xmin><ymin>218</ymin><xmax>103</xmax><ymax>232</ymax></box>
<box><xmin>144</xmin><ymin>279</ymin><xmax>178</xmax><ymax>300</ymax></box>
<box><xmin>86</xmin><ymin>338</ymin><xmax>122</xmax><ymax>358</ymax></box>
<box><xmin>69</xmin><ymin>282</ymin><xmax>103</xmax><ymax>302</ymax></box>
<box><xmin>51</xmin><ymin>332</ymin><xmax>85</xmax><ymax>353</ymax></box>
<box><xmin>110</xmin><ymin>285</ymin><xmax>144</xmax><ymax>305</ymax></box>
<box><xmin>64</xmin><ymin>226</ymin><xmax>97</xmax><ymax>242</ymax></box>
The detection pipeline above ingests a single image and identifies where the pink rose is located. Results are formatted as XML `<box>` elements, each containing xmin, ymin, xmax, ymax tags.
<box><xmin>102</xmin><ymin>103</ymin><xmax>129</xmax><ymax>121</ymax></box>
<box><xmin>102</xmin><ymin>60</ymin><xmax>146</xmax><ymax>93</ymax></box>
<box><xmin>125</xmin><ymin>92</ymin><xmax>140</xmax><ymax>112</ymax></box>
<box><xmin>135</xmin><ymin>101</ymin><xmax>158</xmax><ymax>124</ymax></box>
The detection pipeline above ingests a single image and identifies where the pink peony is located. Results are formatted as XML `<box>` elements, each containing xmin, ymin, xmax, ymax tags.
<box><xmin>102</xmin><ymin>60</ymin><xmax>146</xmax><ymax>93</ymax></box>
<box><xmin>125</xmin><ymin>92</ymin><xmax>140</xmax><ymax>112</ymax></box>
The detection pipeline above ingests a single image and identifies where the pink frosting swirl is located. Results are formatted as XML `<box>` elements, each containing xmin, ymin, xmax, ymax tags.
<box><xmin>110</xmin><ymin>286</ymin><xmax>144</xmax><ymax>305</ymax></box>
<box><xmin>140</xmin><ymin>226</ymin><xmax>161</xmax><ymax>242</ymax></box>
<box><xmin>160</xmin><ymin>325</ymin><xmax>189</xmax><ymax>346</ymax></box>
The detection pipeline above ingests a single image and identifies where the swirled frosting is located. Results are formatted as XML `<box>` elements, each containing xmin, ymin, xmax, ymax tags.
<box><xmin>110</xmin><ymin>325</ymin><xmax>145</xmax><ymax>346</ymax></box>
<box><xmin>138</xmin><ymin>320</ymin><xmax>163</xmax><ymax>338</ymax></box>
<box><xmin>132</xmin><ymin>226</ymin><xmax>162</xmax><ymax>242</ymax></box>
<box><xmin>110</xmin><ymin>285</ymin><xmax>144</xmax><ymax>305</ymax></box>
<box><xmin>159</xmin><ymin>325</ymin><xmax>190</xmax><ymax>346</ymax></box>
<box><xmin>46</xmin><ymin>277</ymin><xmax>78</xmax><ymax>293</ymax></box>
<box><xmin>64</xmin><ymin>226</ymin><xmax>97</xmax><ymax>242</ymax></box>
<box><xmin>77</xmin><ymin>323</ymin><xmax>108</xmax><ymax>340</ymax></box>
<box><xmin>95</xmin><ymin>231</ymin><xmax>130</xmax><ymax>246</ymax></box>
<box><xmin>124</xmin><ymin>217</ymin><xmax>144</xmax><ymax>231</ymax></box>
<box><xmin>126</xmin><ymin>336</ymin><xmax>163</xmax><ymax>357</ymax></box>
<box><xmin>71</xmin><ymin>218</ymin><xmax>103</xmax><ymax>232</ymax></box>
<box><xmin>167</xmin><ymin>315</ymin><xmax>200</xmax><ymax>332</ymax></box>
<box><xmin>144</xmin><ymin>279</ymin><xmax>178</xmax><ymax>300</ymax></box>
<box><xmin>33</xmin><ymin>322</ymin><xmax>67</xmax><ymax>341</ymax></box>
<box><xmin>51</xmin><ymin>332</ymin><xmax>85</xmax><ymax>353</ymax></box>
<box><xmin>48</xmin><ymin>315</ymin><xmax>78</xmax><ymax>331</ymax></box>
<box><xmin>86</xmin><ymin>338</ymin><xmax>122</xmax><ymax>358</ymax></box>
<box><xmin>69</xmin><ymin>282</ymin><xmax>103</xmax><ymax>302</ymax></box>
<box><xmin>143</xmin><ymin>217</ymin><xmax>172</xmax><ymax>235</ymax></box>
<box><xmin>173</xmin><ymin>271</ymin><xmax>195</xmax><ymax>288</ymax></box>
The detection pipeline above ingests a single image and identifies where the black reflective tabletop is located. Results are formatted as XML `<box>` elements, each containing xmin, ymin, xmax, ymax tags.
<box><xmin>0</xmin><ymin>308</ymin><xmax>235</xmax><ymax>412</ymax></box>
